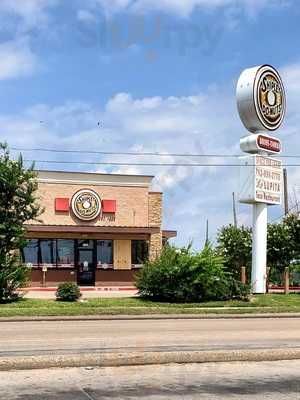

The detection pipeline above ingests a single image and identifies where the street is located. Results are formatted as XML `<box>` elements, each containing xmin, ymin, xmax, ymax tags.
<box><xmin>1</xmin><ymin>317</ymin><xmax>300</xmax><ymax>398</ymax></box>
<box><xmin>1</xmin><ymin>360</ymin><xmax>300</xmax><ymax>399</ymax></box>
<box><xmin>0</xmin><ymin>317</ymin><xmax>299</xmax><ymax>357</ymax></box>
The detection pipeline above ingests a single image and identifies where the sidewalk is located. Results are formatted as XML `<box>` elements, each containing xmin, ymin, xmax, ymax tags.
<box><xmin>22</xmin><ymin>286</ymin><xmax>138</xmax><ymax>299</ymax></box>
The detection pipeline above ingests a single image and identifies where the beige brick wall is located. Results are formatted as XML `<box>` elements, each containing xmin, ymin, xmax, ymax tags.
<box><xmin>32</xmin><ymin>183</ymin><xmax>149</xmax><ymax>227</ymax></box>
<box><xmin>30</xmin><ymin>181</ymin><xmax>164</xmax><ymax>264</ymax></box>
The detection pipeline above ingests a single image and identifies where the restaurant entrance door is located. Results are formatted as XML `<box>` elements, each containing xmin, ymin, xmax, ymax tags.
<box><xmin>76</xmin><ymin>240</ymin><xmax>96</xmax><ymax>286</ymax></box>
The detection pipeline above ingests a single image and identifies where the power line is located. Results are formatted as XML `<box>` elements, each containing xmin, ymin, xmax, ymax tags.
<box><xmin>23</xmin><ymin>160</ymin><xmax>244</xmax><ymax>166</ymax></box>
<box><xmin>23</xmin><ymin>159</ymin><xmax>300</xmax><ymax>167</ymax></box>
<box><xmin>11</xmin><ymin>146</ymin><xmax>300</xmax><ymax>158</ymax></box>
<box><xmin>11</xmin><ymin>147</ymin><xmax>242</xmax><ymax>158</ymax></box>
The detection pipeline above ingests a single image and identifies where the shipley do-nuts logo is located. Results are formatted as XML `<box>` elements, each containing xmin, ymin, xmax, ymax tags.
<box><xmin>255</xmin><ymin>66</ymin><xmax>285</xmax><ymax>131</ymax></box>
<box><xmin>236</xmin><ymin>64</ymin><xmax>286</xmax><ymax>133</ymax></box>
<box><xmin>72</xmin><ymin>189</ymin><xmax>101</xmax><ymax>221</ymax></box>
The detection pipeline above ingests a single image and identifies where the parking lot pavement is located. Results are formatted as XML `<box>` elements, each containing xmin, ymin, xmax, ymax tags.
<box><xmin>1</xmin><ymin>360</ymin><xmax>300</xmax><ymax>399</ymax></box>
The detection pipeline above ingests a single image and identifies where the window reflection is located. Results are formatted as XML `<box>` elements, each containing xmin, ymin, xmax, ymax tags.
<box><xmin>40</xmin><ymin>240</ymin><xmax>56</xmax><ymax>265</ymax></box>
<box><xmin>57</xmin><ymin>240</ymin><xmax>75</xmax><ymax>267</ymax></box>
<box><xmin>78</xmin><ymin>240</ymin><xmax>94</xmax><ymax>249</ymax></box>
<box><xmin>22</xmin><ymin>239</ymin><xmax>39</xmax><ymax>266</ymax></box>
<box><xmin>97</xmin><ymin>240</ymin><xmax>113</xmax><ymax>267</ymax></box>
<box><xmin>132</xmin><ymin>240</ymin><xmax>149</xmax><ymax>265</ymax></box>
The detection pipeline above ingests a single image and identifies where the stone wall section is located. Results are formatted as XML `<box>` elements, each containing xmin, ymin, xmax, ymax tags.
<box><xmin>148</xmin><ymin>192</ymin><xmax>163</xmax><ymax>260</ymax></box>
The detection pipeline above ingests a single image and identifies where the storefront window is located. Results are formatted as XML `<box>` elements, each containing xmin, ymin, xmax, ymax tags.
<box><xmin>22</xmin><ymin>239</ymin><xmax>39</xmax><ymax>266</ymax></box>
<box><xmin>57</xmin><ymin>240</ymin><xmax>75</xmax><ymax>267</ymax></box>
<box><xmin>132</xmin><ymin>240</ymin><xmax>149</xmax><ymax>265</ymax></box>
<box><xmin>40</xmin><ymin>239</ymin><xmax>57</xmax><ymax>266</ymax></box>
<box><xmin>97</xmin><ymin>240</ymin><xmax>113</xmax><ymax>266</ymax></box>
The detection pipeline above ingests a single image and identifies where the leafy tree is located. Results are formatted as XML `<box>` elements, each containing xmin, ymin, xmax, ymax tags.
<box><xmin>284</xmin><ymin>214</ymin><xmax>300</xmax><ymax>261</ymax></box>
<box><xmin>216</xmin><ymin>225</ymin><xmax>252</xmax><ymax>279</ymax></box>
<box><xmin>0</xmin><ymin>143</ymin><xmax>42</xmax><ymax>302</ymax></box>
<box><xmin>267</xmin><ymin>222</ymin><xmax>294</xmax><ymax>275</ymax></box>
<box><xmin>217</xmin><ymin>217</ymin><xmax>300</xmax><ymax>285</ymax></box>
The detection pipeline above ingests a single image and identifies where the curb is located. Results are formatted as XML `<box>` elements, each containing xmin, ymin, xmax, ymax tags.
<box><xmin>1</xmin><ymin>312</ymin><xmax>300</xmax><ymax>322</ymax></box>
<box><xmin>1</xmin><ymin>348</ymin><xmax>300</xmax><ymax>371</ymax></box>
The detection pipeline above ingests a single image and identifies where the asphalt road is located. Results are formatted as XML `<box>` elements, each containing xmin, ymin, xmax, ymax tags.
<box><xmin>0</xmin><ymin>318</ymin><xmax>300</xmax><ymax>357</ymax></box>
<box><xmin>1</xmin><ymin>360</ymin><xmax>300</xmax><ymax>399</ymax></box>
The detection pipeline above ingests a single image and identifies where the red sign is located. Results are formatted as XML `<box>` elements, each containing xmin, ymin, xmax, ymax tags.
<box><xmin>102</xmin><ymin>200</ymin><xmax>117</xmax><ymax>213</ymax></box>
<box><xmin>257</xmin><ymin>135</ymin><xmax>281</xmax><ymax>153</ymax></box>
<box><xmin>55</xmin><ymin>198</ymin><xmax>70</xmax><ymax>212</ymax></box>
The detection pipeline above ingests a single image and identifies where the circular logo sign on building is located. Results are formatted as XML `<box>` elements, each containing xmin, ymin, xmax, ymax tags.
<box><xmin>71</xmin><ymin>189</ymin><xmax>101</xmax><ymax>221</ymax></box>
<box><xmin>236</xmin><ymin>65</ymin><xmax>286</xmax><ymax>133</ymax></box>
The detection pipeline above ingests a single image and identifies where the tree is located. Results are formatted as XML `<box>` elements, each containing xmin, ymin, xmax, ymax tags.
<box><xmin>216</xmin><ymin>225</ymin><xmax>252</xmax><ymax>279</ymax></box>
<box><xmin>0</xmin><ymin>143</ymin><xmax>42</xmax><ymax>302</ymax></box>
<box><xmin>284</xmin><ymin>214</ymin><xmax>300</xmax><ymax>261</ymax></box>
<box><xmin>267</xmin><ymin>222</ymin><xmax>294</xmax><ymax>275</ymax></box>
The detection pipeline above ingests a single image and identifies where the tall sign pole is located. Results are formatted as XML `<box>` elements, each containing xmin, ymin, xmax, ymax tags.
<box><xmin>237</xmin><ymin>65</ymin><xmax>286</xmax><ymax>294</ymax></box>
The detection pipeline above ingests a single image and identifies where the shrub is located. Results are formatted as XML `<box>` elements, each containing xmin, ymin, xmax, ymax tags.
<box><xmin>56</xmin><ymin>282</ymin><xmax>81</xmax><ymax>302</ymax></box>
<box><xmin>0</xmin><ymin>254</ymin><xmax>29</xmax><ymax>303</ymax></box>
<box><xmin>136</xmin><ymin>244</ymin><xmax>250</xmax><ymax>303</ymax></box>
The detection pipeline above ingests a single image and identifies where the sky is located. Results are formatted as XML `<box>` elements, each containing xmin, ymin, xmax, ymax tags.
<box><xmin>0</xmin><ymin>0</ymin><xmax>300</xmax><ymax>248</ymax></box>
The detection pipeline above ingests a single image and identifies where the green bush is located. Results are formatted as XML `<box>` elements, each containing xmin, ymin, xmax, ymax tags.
<box><xmin>0</xmin><ymin>254</ymin><xmax>29</xmax><ymax>303</ymax></box>
<box><xmin>136</xmin><ymin>244</ymin><xmax>250</xmax><ymax>302</ymax></box>
<box><xmin>56</xmin><ymin>282</ymin><xmax>81</xmax><ymax>302</ymax></box>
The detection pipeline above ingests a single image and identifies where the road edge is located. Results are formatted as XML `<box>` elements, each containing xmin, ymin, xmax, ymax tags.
<box><xmin>1</xmin><ymin>313</ymin><xmax>300</xmax><ymax>322</ymax></box>
<box><xmin>1</xmin><ymin>348</ymin><xmax>300</xmax><ymax>371</ymax></box>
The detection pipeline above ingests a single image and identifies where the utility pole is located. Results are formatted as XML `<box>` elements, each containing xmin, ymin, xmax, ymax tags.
<box><xmin>205</xmin><ymin>219</ymin><xmax>209</xmax><ymax>245</ymax></box>
<box><xmin>283</xmin><ymin>168</ymin><xmax>289</xmax><ymax>215</ymax></box>
<box><xmin>232</xmin><ymin>192</ymin><xmax>238</xmax><ymax>227</ymax></box>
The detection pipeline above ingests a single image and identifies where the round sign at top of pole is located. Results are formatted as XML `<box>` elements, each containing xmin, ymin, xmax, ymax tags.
<box><xmin>236</xmin><ymin>65</ymin><xmax>286</xmax><ymax>133</ymax></box>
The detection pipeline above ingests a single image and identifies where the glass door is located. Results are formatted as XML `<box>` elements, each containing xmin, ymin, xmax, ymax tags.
<box><xmin>76</xmin><ymin>240</ymin><xmax>96</xmax><ymax>286</ymax></box>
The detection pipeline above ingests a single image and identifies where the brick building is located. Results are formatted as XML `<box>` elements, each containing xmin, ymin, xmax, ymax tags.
<box><xmin>23</xmin><ymin>170</ymin><xmax>176</xmax><ymax>287</ymax></box>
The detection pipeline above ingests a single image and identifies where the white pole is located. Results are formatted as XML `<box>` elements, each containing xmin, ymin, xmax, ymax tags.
<box><xmin>252</xmin><ymin>202</ymin><xmax>268</xmax><ymax>294</ymax></box>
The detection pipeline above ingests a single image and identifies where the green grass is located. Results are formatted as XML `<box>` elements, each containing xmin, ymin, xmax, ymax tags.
<box><xmin>1</xmin><ymin>294</ymin><xmax>300</xmax><ymax>317</ymax></box>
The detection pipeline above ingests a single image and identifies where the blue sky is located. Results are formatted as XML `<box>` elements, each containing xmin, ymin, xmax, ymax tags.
<box><xmin>0</xmin><ymin>0</ymin><xmax>300</xmax><ymax>248</ymax></box>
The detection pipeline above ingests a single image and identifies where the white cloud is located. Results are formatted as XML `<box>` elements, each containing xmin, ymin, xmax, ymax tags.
<box><xmin>0</xmin><ymin>0</ymin><xmax>58</xmax><ymax>80</ymax></box>
<box><xmin>2</xmin><ymin>60</ymin><xmax>299</xmax><ymax>246</ymax></box>
<box><xmin>0</xmin><ymin>40</ymin><xmax>38</xmax><ymax>80</ymax></box>
<box><xmin>77</xmin><ymin>9</ymin><xmax>97</xmax><ymax>23</ymax></box>
<box><xmin>0</xmin><ymin>0</ymin><xmax>58</xmax><ymax>27</ymax></box>
<box><xmin>0</xmin><ymin>85</ymin><xmax>243</xmax><ymax>246</ymax></box>
<box><xmin>87</xmin><ymin>0</ymin><xmax>288</xmax><ymax>17</ymax></box>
